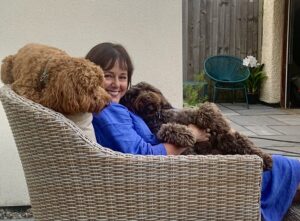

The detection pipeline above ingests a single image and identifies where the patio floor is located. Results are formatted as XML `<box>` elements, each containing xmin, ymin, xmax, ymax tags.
<box><xmin>219</xmin><ymin>102</ymin><xmax>300</xmax><ymax>159</ymax></box>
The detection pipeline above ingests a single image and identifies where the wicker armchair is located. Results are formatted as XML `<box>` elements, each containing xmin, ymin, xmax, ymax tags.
<box><xmin>0</xmin><ymin>85</ymin><xmax>263</xmax><ymax>221</ymax></box>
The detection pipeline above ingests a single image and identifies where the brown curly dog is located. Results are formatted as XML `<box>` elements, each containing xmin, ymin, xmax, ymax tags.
<box><xmin>1</xmin><ymin>43</ymin><xmax>110</xmax><ymax>114</ymax></box>
<box><xmin>120</xmin><ymin>82</ymin><xmax>272</xmax><ymax>170</ymax></box>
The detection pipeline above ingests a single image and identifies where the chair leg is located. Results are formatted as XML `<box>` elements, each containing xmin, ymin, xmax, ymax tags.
<box><xmin>244</xmin><ymin>87</ymin><xmax>249</xmax><ymax>109</ymax></box>
<box><xmin>213</xmin><ymin>86</ymin><xmax>217</xmax><ymax>103</ymax></box>
<box><xmin>232</xmin><ymin>90</ymin><xmax>236</xmax><ymax>104</ymax></box>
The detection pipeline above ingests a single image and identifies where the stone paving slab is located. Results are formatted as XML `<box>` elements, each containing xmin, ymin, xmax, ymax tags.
<box><xmin>261</xmin><ymin>145</ymin><xmax>300</xmax><ymax>153</ymax></box>
<box><xmin>219</xmin><ymin>103</ymin><xmax>300</xmax><ymax>159</ymax></box>
<box><xmin>227</xmin><ymin>115</ymin><xmax>287</xmax><ymax>126</ymax></box>
<box><xmin>216</xmin><ymin>105</ymin><xmax>239</xmax><ymax>116</ymax></box>
<box><xmin>249</xmin><ymin>136</ymin><xmax>297</xmax><ymax>148</ymax></box>
<box><xmin>228</xmin><ymin>121</ymin><xmax>256</xmax><ymax>136</ymax></box>
<box><xmin>269</xmin><ymin>115</ymin><xmax>300</xmax><ymax>125</ymax></box>
<box><xmin>221</xmin><ymin>103</ymin><xmax>274</xmax><ymax>110</ymax></box>
<box><xmin>282</xmin><ymin>108</ymin><xmax>300</xmax><ymax>114</ymax></box>
<box><xmin>219</xmin><ymin>103</ymin><xmax>250</xmax><ymax>110</ymax></box>
<box><xmin>250</xmin><ymin>137</ymin><xmax>300</xmax><ymax>160</ymax></box>
<box><xmin>259</xmin><ymin>146</ymin><xmax>300</xmax><ymax>159</ymax></box>
<box><xmin>233</xmin><ymin>108</ymin><xmax>287</xmax><ymax>116</ymax></box>
<box><xmin>250</xmin><ymin>135</ymin><xmax>300</xmax><ymax>144</ymax></box>
<box><xmin>216</xmin><ymin>104</ymin><xmax>232</xmax><ymax>111</ymax></box>
<box><xmin>269</xmin><ymin>126</ymin><xmax>300</xmax><ymax>135</ymax></box>
<box><xmin>245</xmin><ymin>125</ymin><xmax>284</xmax><ymax>136</ymax></box>
<box><xmin>260</xmin><ymin>149</ymin><xmax>300</xmax><ymax>159</ymax></box>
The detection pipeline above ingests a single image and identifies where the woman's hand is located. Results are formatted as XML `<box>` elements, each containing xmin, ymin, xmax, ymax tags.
<box><xmin>187</xmin><ymin>124</ymin><xmax>210</xmax><ymax>142</ymax></box>
<box><xmin>164</xmin><ymin>124</ymin><xmax>210</xmax><ymax>155</ymax></box>
<box><xmin>164</xmin><ymin>143</ymin><xmax>188</xmax><ymax>155</ymax></box>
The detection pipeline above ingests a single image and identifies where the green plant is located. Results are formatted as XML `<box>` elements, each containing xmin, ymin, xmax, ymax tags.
<box><xmin>183</xmin><ymin>84</ymin><xmax>200</xmax><ymax>107</ymax></box>
<box><xmin>243</xmin><ymin>56</ymin><xmax>267</xmax><ymax>94</ymax></box>
<box><xmin>246</xmin><ymin>64</ymin><xmax>267</xmax><ymax>94</ymax></box>
<box><xmin>183</xmin><ymin>71</ymin><xmax>208</xmax><ymax>107</ymax></box>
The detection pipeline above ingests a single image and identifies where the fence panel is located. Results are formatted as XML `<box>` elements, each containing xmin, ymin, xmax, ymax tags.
<box><xmin>184</xmin><ymin>0</ymin><xmax>261</xmax><ymax>80</ymax></box>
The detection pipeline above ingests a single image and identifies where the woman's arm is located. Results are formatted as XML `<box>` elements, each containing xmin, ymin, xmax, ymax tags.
<box><xmin>93</xmin><ymin>104</ymin><xmax>209</xmax><ymax>156</ymax></box>
<box><xmin>93</xmin><ymin>103</ymin><xmax>168</xmax><ymax>155</ymax></box>
<box><xmin>95</xmin><ymin>120</ymin><xmax>167</xmax><ymax>155</ymax></box>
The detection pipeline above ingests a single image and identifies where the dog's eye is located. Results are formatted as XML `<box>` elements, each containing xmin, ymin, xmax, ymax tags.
<box><xmin>145</xmin><ymin>104</ymin><xmax>157</xmax><ymax>114</ymax></box>
<box><xmin>147</xmin><ymin>105</ymin><xmax>154</xmax><ymax>111</ymax></box>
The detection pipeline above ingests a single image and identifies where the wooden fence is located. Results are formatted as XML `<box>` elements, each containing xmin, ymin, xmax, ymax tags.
<box><xmin>183</xmin><ymin>0</ymin><xmax>263</xmax><ymax>81</ymax></box>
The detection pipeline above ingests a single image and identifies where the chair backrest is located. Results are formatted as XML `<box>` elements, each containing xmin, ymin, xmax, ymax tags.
<box><xmin>204</xmin><ymin>55</ymin><xmax>250</xmax><ymax>83</ymax></box>
<box><xmin>0</xmin><ymin>85</ymin><xmax>262</xmax><ymax>221</ymax></box>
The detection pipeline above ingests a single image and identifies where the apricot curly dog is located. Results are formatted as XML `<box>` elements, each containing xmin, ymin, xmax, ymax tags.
<box><xmin>1</xmin><ymin>43</ymin><xmax>110</xmax><ymax>114</ymax></box>
<box><xmin>120</xmin><ymin>82</ymin><xmax>272</xmax><ymax>170</ymax></box>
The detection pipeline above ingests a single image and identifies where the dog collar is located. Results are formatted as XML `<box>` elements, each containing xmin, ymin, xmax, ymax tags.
<box><xmin>40</xmin><ymin>68</ymin><xmax>48</xmax><ymax>84</ymax></box>
<box><xmin>38</xmin><ymin>61</ymin><xmax>50</xmax><ymax>90</ymax></box>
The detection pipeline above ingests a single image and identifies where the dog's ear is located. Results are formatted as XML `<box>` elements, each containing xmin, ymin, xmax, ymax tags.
<box><xmin>120</xmin><ymin>82</ymin><xmax>173</xmax><ymax>112</ymax></box>
<box><xmin>136</xmin><ymin>82</ymin><xmax>172</xmax><ymax>108</ymax></box>
<box><xmin>119</xmin><ymin>85</ymin><xmax>141</xmax><ymax>112</ymax></box>
<box><xmin>137</xmin><ymin>82</ymin><xmax>163</xmax><ymax>95</ymax></box>
<box><xmin>39</xmin><ymin>57</ymin><xmax>111</xmax><ymax>115</ymax></box>
<box><xmin>1</xmin><ymin>55</ymin><xmax>15</xmax><ymax>84</ymax></box>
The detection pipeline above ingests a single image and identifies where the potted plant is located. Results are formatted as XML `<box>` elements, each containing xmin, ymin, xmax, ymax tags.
<box><xmin>243</xmin><ymin>56</ymin><xmax>267</xmax><ymax>104</ymax></box>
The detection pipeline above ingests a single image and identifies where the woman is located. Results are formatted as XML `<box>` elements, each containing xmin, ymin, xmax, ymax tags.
<box><xmin>86</xmin><ymin>42</ymin><xmax>300</xmax><ymax>221</ymax></box>
<box><xmin>86</xmin><ymin>42</ymin><xmax>208</xmax><ymax>155</ymax></box>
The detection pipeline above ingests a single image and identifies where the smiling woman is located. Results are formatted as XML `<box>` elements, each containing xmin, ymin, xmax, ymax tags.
<box><xmin>85</xmin><ymin>42</ymin><xmax>209</xmax><ymax>156</ymax></box>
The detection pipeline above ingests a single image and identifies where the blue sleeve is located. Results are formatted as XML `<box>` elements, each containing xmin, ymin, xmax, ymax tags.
<box><xmin>261</xmin><ymin>155</ymin><xmax>300</xmax><ymax>221</ymax></box>
<box><xmin>92</xmin><ymin>103</ymin><xmax>167</xmax><ymax>155</ymax></box>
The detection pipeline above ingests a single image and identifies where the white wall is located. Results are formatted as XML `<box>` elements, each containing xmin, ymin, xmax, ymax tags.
<box><xmin>0</xmin><ymin>0</ymin><xmax>182</xmax><ymax>206</ymax></box>
<box><xmin>260</xmin><ymin>0</ymin><xmax>285</xmax><ymax>103</ymax></box>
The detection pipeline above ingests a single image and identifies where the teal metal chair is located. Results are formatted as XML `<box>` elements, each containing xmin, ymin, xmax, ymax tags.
<box><xmin>204</xmin><ymin>55</ymin><xmax>250</xmax><ymax>108</ymax></box>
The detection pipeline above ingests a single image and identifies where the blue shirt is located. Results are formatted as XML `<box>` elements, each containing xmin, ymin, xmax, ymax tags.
<box><xmin>92</xmin><ymin>102</ymin><xmax>167</xmax><ymax>155</ymax></box>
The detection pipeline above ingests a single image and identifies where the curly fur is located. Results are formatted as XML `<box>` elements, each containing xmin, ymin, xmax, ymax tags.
<box><xmin>1</xmin><ymin>43</ymin><xmax>111</xmax><ymax>114</ymax></box>
<box><xmin>120</xmin><ymin>82</ymin><xmax>272</xmax><ymax>170</ymax></box>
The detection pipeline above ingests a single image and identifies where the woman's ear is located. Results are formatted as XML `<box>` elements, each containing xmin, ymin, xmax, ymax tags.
<box><xmin>1</xmin><ymin>55</ymin><xmax>15</xmax><ymax>84</ymax></box>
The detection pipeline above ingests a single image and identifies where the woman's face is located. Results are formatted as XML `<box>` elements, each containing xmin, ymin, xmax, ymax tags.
<box><xmin>103</xmin><ymin>60</ymin><xmax>128</xmax><ymax>103</ymax></box>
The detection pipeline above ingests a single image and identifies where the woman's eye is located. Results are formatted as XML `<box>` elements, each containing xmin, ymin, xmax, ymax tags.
<box><xmin>119</xmin><ymin>74</ymin><xmax>128</xmax><ymax>81</ymax></box>
<box><xmin>104</xmin><ymin>74</ymin><xmax>113</xmax><ymax>79</ymax></box>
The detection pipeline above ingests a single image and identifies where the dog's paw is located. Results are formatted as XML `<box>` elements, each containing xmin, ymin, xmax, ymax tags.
<box><xmin>195</xmin><ymin>102</ymin><xmax>231</xmax><ymax>132</ymax></box>
<box><xmin>157</xmin><ymin>123</ymin><xmax>196</xmax><ymax>147</ymax></box>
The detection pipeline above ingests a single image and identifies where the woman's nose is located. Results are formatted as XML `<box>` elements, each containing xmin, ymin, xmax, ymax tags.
<box><xmin>111</xmin><ymin>77</ymin><xmax>120</xmax><ymax>87</ymax></box>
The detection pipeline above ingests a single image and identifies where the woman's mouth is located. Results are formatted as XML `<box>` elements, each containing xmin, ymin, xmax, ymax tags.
<box><xmin>107</xmin><ymin>90</ymin><xmax>119</xmax><ymax>97</ymax></box>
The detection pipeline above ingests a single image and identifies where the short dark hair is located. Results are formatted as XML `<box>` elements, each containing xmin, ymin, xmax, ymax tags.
<box><xmin>85</xmin><ymin>42</ymin><xmax>134</xmax><ymax>88</ymax></box>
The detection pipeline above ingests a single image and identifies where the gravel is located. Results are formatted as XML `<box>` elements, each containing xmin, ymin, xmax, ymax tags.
<box><xmin>0</xmin><ymin>207</ymin><xmax>33</xmax><ymax>220</ymax></box>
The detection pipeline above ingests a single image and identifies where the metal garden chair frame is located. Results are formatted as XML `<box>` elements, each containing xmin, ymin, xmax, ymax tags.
<box><xmin>204</xmin><ymin>55</ymin><xmax>250</xmax><ymax>108</ymax></box>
